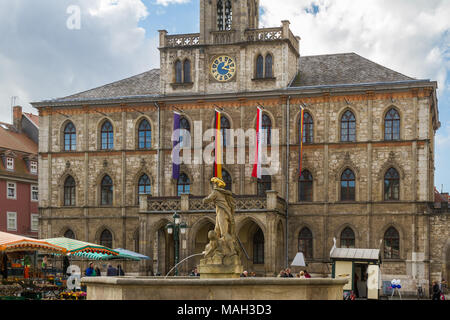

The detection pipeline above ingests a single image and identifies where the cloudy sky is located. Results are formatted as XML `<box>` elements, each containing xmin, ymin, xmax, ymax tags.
<box><xmin>0</xmin><ymin>0</ymin><xmax>449</xmax><ymax>189</ymax></box>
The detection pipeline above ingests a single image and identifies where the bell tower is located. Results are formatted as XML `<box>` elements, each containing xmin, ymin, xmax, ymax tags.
<box><xmin>200</xmin><ymin>0</ymin><xmax>260</xmax><ymax>44</ymax></box>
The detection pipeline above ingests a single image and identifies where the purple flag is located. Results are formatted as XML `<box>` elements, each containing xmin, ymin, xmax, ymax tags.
<box><xmin>172</xmin><ymin>112</ymin><xmax>181</xmax><ymax>180</ymax></box>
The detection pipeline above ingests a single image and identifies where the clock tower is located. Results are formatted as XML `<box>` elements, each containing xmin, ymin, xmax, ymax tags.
<box><xmin>158</xmin><ymin>0</ymin><xmax>300</xmax><ymax>95</ymax></box>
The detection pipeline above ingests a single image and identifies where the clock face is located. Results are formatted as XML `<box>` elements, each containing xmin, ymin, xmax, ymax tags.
<box><xmin>210</xmin><ymin>55</ymin><xmax>236</xmax><ymax>82</ymax></box>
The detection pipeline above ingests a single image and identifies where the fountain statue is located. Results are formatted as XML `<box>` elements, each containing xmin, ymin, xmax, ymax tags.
<box><xmin>198</xmin><ymin>177</ymin><xmax>243</xmax><ymax>279</ymax></box>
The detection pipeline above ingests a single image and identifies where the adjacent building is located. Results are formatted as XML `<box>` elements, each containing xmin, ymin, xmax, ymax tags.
<box><xmin>32</xmin><ymin>0</ymin><xmax>449</xmax><ymax>295</ymax></box>
<box><xmin>0</xmin><ymin>106</ymin><xmax>39</xmax><ymax>237</ymax></box>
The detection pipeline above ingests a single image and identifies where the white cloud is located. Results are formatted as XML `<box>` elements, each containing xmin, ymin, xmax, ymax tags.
<box><xmin>155</xmin><ymin>0</ymin><xmax>191</xmax><ymax>6</ymax></box>
<box><xmin>0</xmin><ymin>0</ymin><xmax>159</xmax><ymax>122</ymax></box>
<box><xmin>260</xmin><ymin>0</ymin><xmax>450</xmax><ymax>95</ymax></box>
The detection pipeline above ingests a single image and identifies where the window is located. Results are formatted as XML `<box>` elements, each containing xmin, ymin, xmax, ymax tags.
<box><xmin>100</xmin><ymin>229</ymin><xmax>113</xmax><ymax>249</ymax></box>
<box><xmin>179</xmin><ymin>117</ymin><xmax>191</xmax><ymax>148</ymax></box>
<box><xmin>298</xmin><ymin>170</ymin><xmax>313</xmax><ymax>202</ymax></box>
<box><xmin>298</xmin><ymin>227</ymin><xmax>313</xmax><ymax>259</ymax></box>
<box><xmin>101</xmin><ymin>175</ymin><xmax>113</xmax><ymax>206</ymax></box>
<box><xmin>138</xmin><ymin>119</ymin><xmax>152</xmax><ymax>149</ymax></box>
<box><xmin>134</xmin><ymin>230</ymin><xmax>140</xmax><ymax>253</ymax></box>
<box><xmin>64</xmin><ymin>229</ymin><xmax>75</xmax><ymax>239</ymax></box>
<box><xmin>385</xmin><ymin>108</ymin><xmax>400</xmax><ymax>141</ymax></box>
<box><xmin>30</xmin><ymin>161</ymin><xmax>38</xmax><ymax>174</ymax></box>
<box><xmin>7</xmin><ymin>182</ymin><xmax>16</xmax><ymax>199</ymax></box>
<box><xmin>31</xmin><ymin>214</ymin><xmax>39</xmax><ymax>232</ymax></box>
<box><xmin>340</xmin><ymin>169</ymin><xmax>355</xmax><ymax>201</ymax></box>
<box><xmin>384</xmin><ymin>227</ymin><xmax>400</xmax><ymax>259</ymax></box>
<box><xmin>183</xmin><ymin>60</ymin><xmax>191</xmax><ymax>83</ymax></box>
<box><xmin>340</xmin><ymin>227</ymin><xmax>355</xmax><ymax>248</ymax></box>
<box><xmin>256</xmin><ymin>55</ymin><xmax>264</xmax><ymax>79</ymax></box>
<box><xmin>384</xmin><ymin>168</ymin><xmax>400</xmax><ymax>201</ymax></box>
<box><xmin>64</xmin><ymin>122</ymin><xmax>76</xmax><ymax>151</ymax></box>
<box><xmin>31</xmin><ymin>185</ymin><xmax>38</xmax><ymax>202</ymax></box>
<box><xmin>302</xmin><ymin>112</ymin><xmax>314</xmax><ymax>144</ymax></box>
<box><xmin>217</xmin><ymin>0</ymin><xmax>232</xmax><ymax>31</ymax></box>
<box><xmin>222</xmin><ymin>170</ymin><xmax>232</xmax><ymax>191</ymax></box>
<box><xmin>265</xmin><ymin>54</ymin><xmax>273</xmax><ymax>78</ymax></box>
<box><xmin>215</xmin><ymin>115</ymin><xmax>231</xmax><ymax>147</ymax></box>
<box><xmin>64</xmin><ymin>176</ymin><xmax>76</xmax><ymax>206</ymax></box>
<box><xmin>7</xmin><ymin>212</ymin><xmax>17</xmax><ymax>231</ymax></box>
<box><xmin>175</xmin><ymin>60</ymin><xmax>182</xmax><ymax>83</ymax></box>
<box><xmin>6</xmin><ymin>157</ymin><xmax>14</xmax><ymax>170</ymax></box>
<box><xmin>138</xmin><ymin>174</ymin><xmax>152</xmax><ymax>202</ymax></box>
<box><xmin>177</xmin><ymin>173</ymin><xmax>190</xmax><ymax>196</ymax></box>
<box><xmin>257</xmin><ymin>175</ymin><xmax>271</xmax><ymax>196</ymax></box>
<box><xmin>100</xmin><ymin>120</ymin><xmax>114</xmax><ymax>150</ymax></box>
<box><xmin>261</xmin><ymin>114</ymin><xmax>272</xmax><ymax>145</ymax></box>
<box><xmin>253</xmin><ymin>228</ymin><xmax>264</xmax><ymax>264</ymax></box>
<box><xmin>341</xmin><ymin>110</ymin><xmax>356</xmax><ymax>142</ymax></box>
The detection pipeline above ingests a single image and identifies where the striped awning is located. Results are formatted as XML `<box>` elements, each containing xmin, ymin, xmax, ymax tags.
<box><xmin>0</xmin><ymin>231</ymin><xmax>66</xmax><ymax>254</ymax></box>
<box><xmin>43</xmin><ymin>237</ymin><xmax>118</xmax><ymax>256</ymax></box>
<box><xmin>70</xmin><ymin>251</ymin><xmax>140</xmax><ymax>261</ymax></box>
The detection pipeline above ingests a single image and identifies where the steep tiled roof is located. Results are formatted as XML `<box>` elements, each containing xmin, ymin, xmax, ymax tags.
<box><xmin>56</xmin><ymin>69</ymin><xmax>160</xmax><ymax>102</ymax></box>
<box><xmin>0</xmin><ymin>123</ymin><xmax>38</xmax><ymax>154</ymax></box>
<box><xmin>290</xmin><ymin>53</ymin><xmax>414</xmax><ymax>87</ymax></box>
<box><xmin>23</xmin><ymin>112</ymin><xmax>39</xmax><ymax>127</ymax></box>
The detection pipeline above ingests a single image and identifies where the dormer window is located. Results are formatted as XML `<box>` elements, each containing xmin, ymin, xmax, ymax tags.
<box><xmin>30</xmin><ymin>161</ymin><xmax>38</xmax><ymax>174</ymax></box>
<box><xmin>6</xmin><ymin>157</ymin><xmax>14</xmax><ymax>171</ymax></box>
<box><xmin>217</xmin><ymin>0</ymin><xmax>232</xmax><ymax>31</ymax></box>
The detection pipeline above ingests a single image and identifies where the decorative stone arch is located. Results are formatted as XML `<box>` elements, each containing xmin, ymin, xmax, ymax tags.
<box><xmin>294</xmin><ymin>108</ymin><xmax>315</xmax><ymax>144</ymax></box>
<box><xmin>377</xmin><ymin>154</ymin><xmax>405</xmax><ymax>201</ymax></box>
<box><xmin>188</xmin><ymin>216</ymin><xmax>215</xmax><ymax>252</ymax></box>
<box><xmin>95</xmin><ymin>226</ymin><xmax>116</xmax><ymax>248</ymax></box>
<box><xmin>382</xmin><ymin>105</ymin><xmax>403</xmax><ymax>141</ymax></box>
<box><xmin>59</xmin><ymin>226</ymin><xmax>77</xmax><ymax>239</ymax></box>
<box><xmin>337</xmin><ymin>107</ymin><xmax>358</xmax><ymax>142</ymax></box>
<box><xmin>172</xmin><ymin>169</ymin><xmax>193</xmax><ymax>196</ymax></box>
<box><xmin>209</xmin><ymin>109</ymin><xmax>234</xmax><ymax>130</ymax></box>
<box><xmin>58</xmin><ymin>168</ymin><xmax>81</xmax><ymax>207</ymax></box>
<box><xmin>236</xmin><ymin>215</ymin><xmax>267</xmax><ymax>240</ymax></box>
<box><xmin>334</xmin><ymin>153</ymin><xmax>360</xmax><ymax>202</ymax></box>
<box><xmin>380</xmin><ymin>223</ymin><xmax>405</xmax><ymax>260</ymax></box>
<box><xmin>59</xmin><ymin>119</ymin><xmax>78</xmax><ymax>152</ymax></box>
<box><xmin>95</xmin><ymin>170</ymin><xmax>116</xmax><ymax>206</ymax></box>
<box><xmin>334</xmin><ymin>223</ymin><xmax>362</xmax><ymax>248</ymax></box>
<box><xmin>133</xmin><ymin>167</ymin><xmax>154</xmax><ymax>205</ymax></box>
<box><xmin>96</xmin><ymin>117</ymin><xmax>116</xmax><ymax>150</ymax></box>
<box><xmin>293</xmin><ymin>166</ymin><xmax>316</xmax><ymax>202</ymax></box>
<box><xmin>134</xmin><ymin>115</ymin><xmax>156</xmax><ymax>150</ymax></box>
<box><xmin>294</xmin><ymin>224</ymin><xmax>316</xmax><ymax>259</ymax></box>
<box><xmin>148</xmin><ymin>217</ymin><xmax>172</xmax><ymax>275</ymax></box>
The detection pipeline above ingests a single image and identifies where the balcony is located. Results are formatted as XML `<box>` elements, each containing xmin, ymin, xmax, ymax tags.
<box><xmin>139</xmin><ymin>191</ymin><xmax>286</xmax><ymax>214</ymax></box>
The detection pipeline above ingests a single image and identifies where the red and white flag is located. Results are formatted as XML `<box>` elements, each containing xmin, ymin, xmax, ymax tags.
<box><xmin>252</xmin><ymin>107</ymin><xmax>263</xmax><ymax>179</ymax></box>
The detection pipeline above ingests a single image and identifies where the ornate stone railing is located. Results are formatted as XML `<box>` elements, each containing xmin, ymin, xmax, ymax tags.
<box><xmin>211</xmin><ymin>30</ymin><xmax>236</xmax><ymax>45</ymax></box>
<box><xmin>165</xmin><ymin>33</ymin><xmax>200</xmax><ymax>48</ymax></box>
<box><xmin>145</xmin><ymin>196</ymin><xmax>181</xmax><ymax>212</ymax></box>
<box><xmin>245</xmin><ymin>27</ymin><xmax>283</xmax><ymax>42</ymax></box>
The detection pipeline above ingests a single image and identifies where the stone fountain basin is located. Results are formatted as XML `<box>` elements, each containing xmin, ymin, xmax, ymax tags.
<box><xmin>81</xmin><ymin>277</ymin><xmax>348</xmax><ymax>300</ymax></box>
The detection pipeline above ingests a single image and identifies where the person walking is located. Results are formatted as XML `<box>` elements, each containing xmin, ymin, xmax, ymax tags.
<box><xmin>285</xmin><ymin>268</ymin><xmax>294</xmax><ymax>278</ymax></box>
<box><xmin>117</xmin><ymin>264</ymin><xmax>125</xmax><ymax>276</ymax></box>
<box><xmin>432</xmin><ymin>281</ymin><xmax>441</xmax><ymax>300</ymax></box>
<box><xmin>85</xmin><ymin>263</ymin><xmax>95</xmax><ymax>276</ymax></box>
<box><xmin>107</xmin><ymin>264</ymin><xmax>117</xmax><ymax>276</ymax></box>
<box><xmin>95</xmin><ymin>266</ymin><xmax>102</xmax><ymax>276</ymax></box>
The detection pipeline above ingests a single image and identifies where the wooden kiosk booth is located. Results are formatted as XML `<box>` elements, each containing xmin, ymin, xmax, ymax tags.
<box><xmin>330</xmin><ymin>239</ymin><xmax>382</xmax><ymax>300</ymax></box>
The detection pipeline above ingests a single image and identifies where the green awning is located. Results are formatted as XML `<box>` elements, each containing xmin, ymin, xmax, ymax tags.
<box><xmin>43</xmin><ymin>237</ymin><xmax>118</xmax><ymax>256</ymax></box>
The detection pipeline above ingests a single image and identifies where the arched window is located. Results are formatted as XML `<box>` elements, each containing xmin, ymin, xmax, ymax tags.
<box><xmin>138</xmin><ymin>174</ymin><xmax>151</xmax><ymax>198</ymax></box>
<box><xmin>64</xmin><ymin>229</ymin><xmax>75</xmax><ymax>239</ymax></box>
<box><xmin>101</xmin><ymin>175</ymin><xmax>113</xmax><ymax>206</ymax></box>
<box><xmin>183</xmin><ymin>60</ymin><xmax>191</xmax><ymax>83</ymax></box>
<box><xmin>217</xmin><ymin>0</ymin><xmax>224</xmax><ymax>30</ymax></box>
<box><xmin>262</xmin><ymin>114</ymin><xmax>272</xmax><ymax>145</ymax></box>
<box><xmin>384</xmin><ymin>227</ymin><xmax>400</xmax><ymax>259</ymax></box>
<box><xmin>64</xmin><ymin>176</ymin><xmax>76</xmax><ymax>206</ymax></box>
<box><xmin>340</xmin><ymin>169</ymin><xmax>355</xmax><ymax>201</ymax></box>
<box><xmin>64</xmin><ymin>122</ymin><xmax>76</xmax><ymax>151</ymax></box>
<box><xmin>257</xmin><ymin>175</ymin><xmax>271</xmax><ymax>196</ymax></box>
<box><xmin>299</xmin><ymin>170</ymin><xmax>313</xmax><ymax>202</ymax></box>
<box><xmin>341</xmin><ymin>110</ymin><xmax>356</xmax><ymax>142</ymax></box>
<box><xmin>215</xmin><ymin>115</ymin><xmax>231</xmax><ymax>147</ymax></box>
<box><xmin>256</xmin><ymin>55</ymin><xmax>264</xmax><ymax>79</ymax></box>
<box><xmin>385</xmin><ymin>108</ymin><xmax>400</xmax><ymax>141</ymax></box>
<box><xmin>253</xmin><ymin>228</ymin><xmax>264</xmax><ymax>264</ymax></box>
<box><xmin>133</xmin><ymin>230</ymin><xmax>140</xmax><ymax>253</ymax></box>
<box><xmin>265</xmin><ymin>54</ymin><xmax>273</xmax><ymax>78</ymax></box>
<box><xmin>99</xmin><ymin>229</ymin><xmax>113</xmax><ymax>249</ymax></box>
<box><xmin>100</xmin><ymin>120</ymin><xmax>114</xmax><ymax>150</ymax></box>
<box><xmin>217</xmin><ymin>0</ymin><xmax>232</xmax><ymax>30</ymax></box>
<box><xmin>138</xmin><ymin>119</ymin><xmax>152</xmax><ymax>149</ymax></box>
<box><xmin>222</xmin><ymin>170</ymin><xmax>232</xmax><ymax>191</ymax></box>
<box><xmin>224</xmin><ymin>0</ymin><xmax>232</xmax><ymax>30</ymax></box>
<box><xmin>175</xmin><ymin>60</ymin><xmax>182</xmax><ymax>83</ymax></box>
<box><xmin>302</xmin><ymin>112</ymin><xmax>314</xmax><ymax>144</ymax></box>
<box><xmin>298</xmin><ymin>227</ymin><xmax>313</xmax><ymax>259</ymax></box>
<box><xmin>177</xmin><ymin>173</ymin><xmax>190</xmax><ymax>196</ymax></box>
<box><xmin>340</xmin><ymin>227</ymin><xmax>355</xmax><ymax>248</ymax></box>
<box><xmin>179</xmin><ymin>117</ymin><xmax>191</xmax><ymax>148</ymax></box>
<box><xmin>384</xmin><ymin>168</ymin><xmax>400</xmax><ymax>201</ymax></box>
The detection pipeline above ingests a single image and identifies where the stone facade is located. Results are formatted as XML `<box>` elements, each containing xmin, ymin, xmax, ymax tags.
<box><xmin>32</xmin><ymin>0</ymin><xmax>448</xmax><ymax>296</ymax></box>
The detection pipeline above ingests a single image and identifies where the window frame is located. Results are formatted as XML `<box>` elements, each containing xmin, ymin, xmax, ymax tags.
<box><xmin>7</xmin><ymin>181</ymin><xmax>16</xmax><ymax>200</ymax></box>
<box><xmin>384</xmin><ymin>167</ymin><xmax>400</xmax><ymax>201</ymax></box>
<box><xmin>100</xmin><ymin>120</ymin><xmax>114</xmax><ymax>150</ymax></box>
<box><xmin>30</xmin><ymin>161</ymin><xmax>38</xmax><ymax>174</ymax></box>
<box><xmin>340</xmin><ymin>169</ymin><xmax>356</xmax><ymax>201</ymax></box>
<box><xmin>298</xmin><ymin>170</ymin><xmax>313</xmax><ymax>202</ymax></box>
<box><xmin>31</xmin><ymin>214</ymin><xmax>39</xmax><ymax>232</ymax></box>
<box><xmin>64</xmin><ymin>122</ymin><xmax>77</xmax><ymax>151</ymax></box>
<box><xmin>253</xmin><ymin>228</ymin><xmax>264</xmax><ymax>264</ymax></box>
<box><xmin>298</xmin><ymin>227</ymin><xmax>313</xmax><ymax>259</ymax></box>
<box><xmin>384</xmin><ymin>108</ymin><xmax>400</xmax><ymax>141</ymax></box>
<box><xmin>6</xmin><ymin>157</ymin><xmax>14</xmax><ymax>171</ymax></box>
<box><xmin>7</xmin><ymin>212</ymin><xmax>17</xmax><ymax>231</ymax></box>
<box><xmin>340</xmin><ymin>227</ymin><xmax>356</xmax><ymax>248</ymax></box>
<box><xmin>257</xmin><ymin>175</ymin><xmax>272</xmax><ymax>197</ymax></box>
<box><xmin>302</xmin><ymin>112</ymin><xmax>314</xmax><ymax>144</ymax></box>
<box><xmin>384</xmin><ymin>227</ymin><xmax>400</xmax><ymax>259</ymax></box>
<box><xmin>177</xmin><ymin>173</ymin><xmax>190</xmax><ymax>196</ymax></box>
<box><xmin>340</xmin><ymin>110</ymin><xmax>356</xmax><ymax>142</ymax></box>
<box><xmin>31</xmin><ymin>184</ymin><xmax>39</xmax><ymax>202</ymax></box>
<box><xmin>99</xmin><ymin>229</ymin><xmax>113</xmax><ymax>249</ymax></box>
<box><xmin>138</xmin><ymin>119</ymin><xmax>152</xmax><ymax>150</ymax></box>
<box><xmin>100</xmin><ymin>175</ymin><xmax>113</xmax><ymax>206</ymax></box>
<box><xmin>64</xmin><ymin>176</ymin><xmax>76</xmax><ymax>207</ymax></box>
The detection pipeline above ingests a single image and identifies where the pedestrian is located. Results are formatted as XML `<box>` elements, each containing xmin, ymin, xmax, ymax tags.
<box><xmin>107</xmin><ymin>264</ymin><xmax>117</xmax><ymax>276</ymax></box>
<box><xmin>354</xmin><ymin>273</ymin><xmax>360</xmax><ymax>298</ymax></box>
<box><xmin>432</xmin><ymin>280</ymin><xmax>441</xmax><ymax>300</ymax></box>
<box><xmin>304</xmin><ymin>270</ymin><xmax>311</xmax><ymax>278</ymax></box>
<box><xmin>250</xmin><ymin>272</ymin><xmax>256</xmax><ymax>277</ymax></box>
<box><xmin>85</xmin><ymin>263</ymin><xmax>95</xmax><ymax>276</ymax></box>
<box><xmin>240</xmin><ymin>270</ymin><xmax>248</xmax><ymax>277</ymax></box>
<box><xmin>63</xmin><ymin>256</ymin><xmax>70</xmax><ymax>278</ymax></box>
<box><xmin>285</xmin><ymin>268</ymin><xmax>294</xmax><ymax>278</ymax></box>
<box><xmin>190</xmin><ymin>268</ymin><xmax>200</xmax><ymax>276</ymax></box>
<box><xmin>95</xmin><ymin>266</ymin><xmax>102</xmax><ymax>276</ymax></box>
<box><xmin>277</xmin><ymin>269</ymin><xmax>286</xmax><ymax>278</ymax></box>
<box><xmin>117</xmin><ymin>264</ymin><xmax>125</xmax><ymax>276</ymax></box>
